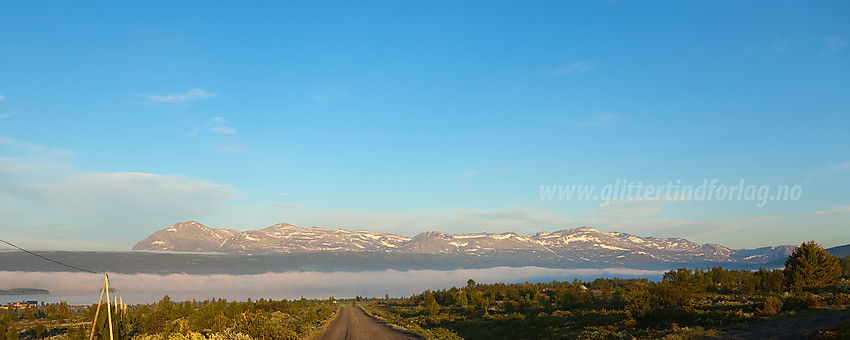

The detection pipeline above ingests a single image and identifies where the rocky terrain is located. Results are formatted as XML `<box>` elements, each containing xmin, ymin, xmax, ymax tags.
<box><xmin>132</xmin><ymin>221</ymin><xmax>797</xmax><ymax>266</ymax></box>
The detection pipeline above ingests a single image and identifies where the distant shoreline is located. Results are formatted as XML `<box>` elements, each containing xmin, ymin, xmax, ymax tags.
<box><xmin>0</xmin><ymin>288</ymin><xmax>49</xmax><ymax>295</ymax></box>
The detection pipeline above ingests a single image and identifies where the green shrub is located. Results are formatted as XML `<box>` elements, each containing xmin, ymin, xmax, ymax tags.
<box><xmin>426</xmin><ymin>327</ymin><xmax>462</xmax><ymax>340</ymax></box>
<box><xmin>4</xmin><ymin>326</ymin><xmax>16</xmax><ymax>340</ymax></box>
<box><xmin>28</xmin><ymin>322</ymin><xmax>47</xmax><ymax>339</ymax></box>
<box><xmin>784</xmin><ymin>292</ymin><xmax>819</xmax><ymax>310</ymax></box>
<box><xmin>208</xmin><ymin>329</ymin><xmax>254</xmax><ymax>340</ymax></box>
<box><xmin>756</xmin><ymin>297</ymin><xmax>782</xmax><ymax>317</ymax></box>
<box><xmin>625</xmin><ymin>287</ymin><xmax>653</xmax><ymax>322</ymax></box>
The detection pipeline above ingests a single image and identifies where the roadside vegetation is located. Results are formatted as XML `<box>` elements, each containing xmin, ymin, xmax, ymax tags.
<box><xmin>2</xmin><ymin>241</ymin><xmax>849</xmax><ymax>339</ymax></box>
<box><xmin>362</xmin><ymin>241</ymin><xmax>850</xmax><ymax>339</ymax></box>
<box><xmin>0</xmin><ymin>297</ymin><xmax>337</xmax><ymax>340</ymax></box>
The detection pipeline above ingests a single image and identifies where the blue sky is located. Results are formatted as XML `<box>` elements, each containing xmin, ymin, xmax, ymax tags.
<box><xmin>1</xmin><ymin>1</ymin><xmax>848</xmax><ymax>250</ymax></box>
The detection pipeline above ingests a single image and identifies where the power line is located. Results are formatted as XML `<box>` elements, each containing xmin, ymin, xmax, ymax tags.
<box><xmin>0</xmin><ymin>237</ymin><xmax>99</xmax><ymax>274</ymax></box>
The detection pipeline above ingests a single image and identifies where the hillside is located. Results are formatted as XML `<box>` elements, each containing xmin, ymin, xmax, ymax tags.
<box><xmin>130</xmin><ymin>221</ymin><xmax>798</xmax><ymax>269</ymax></box>
<box><xmin>828</xmin><ymin>244</ymin><xmax>850</xmax><ymax>258</ymax></box>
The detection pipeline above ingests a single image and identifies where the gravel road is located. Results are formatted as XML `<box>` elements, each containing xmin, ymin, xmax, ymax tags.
<box><xmin>318</xmin><ymin>306</ymin><xmax>419</xmax><ymax>340</ymax></box>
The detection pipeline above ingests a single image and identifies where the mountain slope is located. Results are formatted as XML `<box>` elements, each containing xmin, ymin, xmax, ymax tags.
<box><xmin>133</xmin><ymin>222</ymin><xmax>797</xmax><ymax>267</ymax></box>
<box><xmin>827</xmin><ymin>244</ymin><xmax>850</xmax><ymax>258</ymax></box>
<box><xmin>132</xmin><ymin>221</ymin><xmax>241</xmax><ymax>252</ymax></box>
<box><xmin>220</xmin><ymin>223</ymin><xmax>411</xmax><ymax>253</ymax></box>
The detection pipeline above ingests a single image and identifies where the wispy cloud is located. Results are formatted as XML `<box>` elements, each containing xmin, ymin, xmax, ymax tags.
<box><xmin>828</xmin><ymin>36</ymin><xmax>847</xmax><ymax>51</ymax></box>
<box><xmin>216</xmin><ymin>143</ymin><xmax>250</xmax><ymax>154</ymax></box>
<box><xmin>145</xmin><ymin>88</ymin><xmax>216</xmax><ymax>104</ymax></box>
<box><xmin>210</xmin><ymin>126</ymin><xmax>237</xmax><ymax>135</ymax></box>
<box><xmin>812</xmin><ymin>205</ymin><xmax>850</xmax><ymax>217</ymax></box>
<box><xmin>771</xmin><ymin>36</ymin><xmax>788</xmax><ymax>53</ymax></box>
<box><xmin>188</xmin><ymin>117</ymin><xmax>238</xmax><ymax>136</ymax></box>
<box><xmin>735</xmin><ymin>47</ymin><xmax>756</xmax><ymax>58</ymax></box>
<box><xmin>0</xmin><ymin>95</ymin><xmax>11</xmax><ymax>118</ymax></box>
<box><xmin>575</xmin><ymin>113</ymin><xmax>626</xmax><ymax>127</ymax></box>
<box><xmin>455</xmin><ymin>209</ymin><xmax>566</xmax><ymax>224</ymax></box>
<box><xmin>183</xmin><ymin>117</ymin><xmax>247</xmax><ymax>153</ymax></box>
<box><xmin>821</xmin><ymin>36</ymin><xmax>847</xmax><ymax>56</ymax></box>
<box><xmin>583</xmin><ymin>199</ymin><xmax>668</xmax><ymax>222</ymax></box>
<box><xmin>269</xmin><ymin>202</ymin><xmax>303</xmax><ymax>209</ymax></box>
<box><xmin>312</xmin><ymin>87</ymin><xmax>347</xmax><ymax>102</ymax></box>
<box><xmin>553</xmin><ymin>62</ymin><xmax>600</xmax><ymax>75</ymax></box>
<box><xmin>0</xmin><ymin>137</ymin><xmax>74</xmax><ymax>181</ymax></box>
<box><xmin>0</xmin><ymin>135</ymin><xmax>74</xmax><ymax>160</ymax></box>
<box><xmin>815</xmin><ymin>161</ymin><xmax>850</xmax><ymax>175</ymax></box>
<box><xmin>458</xmin><ymin>170</ymin><xmax>480</xmax><ymax>182</ymax></box>
<box><xmin>0</xmin><ymin>156</ymin><xmax>20</xmax><ymax>174</ymax></box>
<box><xmin>806</xmin><ymin>161</ymin><xmax>850</xmax><ymax>183</ymax></box>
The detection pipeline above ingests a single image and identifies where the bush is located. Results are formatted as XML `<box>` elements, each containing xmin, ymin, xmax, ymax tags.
<box><xmin>28</xmin><ymin>323</ymin><xmax>46</xmax><ymax>339</ymax></box>
<box><xmin>136</xmin><ymin>332</ymin><xmax>207</xmax><ymax>340</ymax></box>
<box><xmin>824</xmin><ymin>293</ymin><xmax>850</xmax><ymax>305</ymax></box>
<box><xmin>784</xmin><ymin>292</ymin><xmax>819</xmax><ymax>310</ymax></box>
<box><xmin>625</xmin><ymin>287</ymin><xmax>653</xmax><ymax>323</ymax></box>
<box><xmin>5</xmin><ymin>326</ymin><xmax>17</xmax><ymax>340</ymax></box>
<box><xmin>66</xmin><ymin>326</ymin><xmax>87</xmax><ymax>340</ymax></box>
<box><xmin>659</xmin><ymin>268</ymin><xmax>697</xmax><ymax>307</ymax></box>
<box><xmin>756</xmin><ymin>297</ymin><xmax>782</xmax><ymax>317</ymax></box>
<box><xmin>426</xmin><ymin>327</ymin><xmax>462</xmax><ymax>340</ymax></box>
<box><xmin>208</xmin><ymin>329</ymin><xmax>254</xmax><ymax>340</ymax></box>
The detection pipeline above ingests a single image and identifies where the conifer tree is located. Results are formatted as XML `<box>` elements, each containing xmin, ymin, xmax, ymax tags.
<box><xmin>785</xmin><ymin>241</ymin><xmax>841</xmax><ymax>289</ymax></box>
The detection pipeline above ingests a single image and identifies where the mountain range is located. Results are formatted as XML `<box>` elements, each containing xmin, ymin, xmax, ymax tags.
<box><xmin>133</xmin><ymin>221</ymin><xmax>798</xmax><ymax>268</ymax></box>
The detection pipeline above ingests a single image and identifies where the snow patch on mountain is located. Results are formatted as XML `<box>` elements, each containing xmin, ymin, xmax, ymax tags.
<box><xmin>133</xmin><ymin>221</ymin><xmax>795</xmax><ymax>267</ymax></box>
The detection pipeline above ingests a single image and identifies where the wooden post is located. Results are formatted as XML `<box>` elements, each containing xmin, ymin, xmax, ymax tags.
<box><xmin>104</xmin><ymin>274</ymin><xmax>114</xmax><ymax>340</ymax></box>
<box><xmin>89</xmin><ymin>278</ymin><xmax>107</xmax><ymax>340</ymax></box>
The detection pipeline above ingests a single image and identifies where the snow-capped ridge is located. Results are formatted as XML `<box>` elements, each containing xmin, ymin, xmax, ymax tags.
<box><xmin>132</xmin><ymin>222</ymin><xmax>795</xmax><ymax>266</ymax></box>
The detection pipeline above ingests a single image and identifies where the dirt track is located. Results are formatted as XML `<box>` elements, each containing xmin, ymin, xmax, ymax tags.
<box><xmin>318</xmin><ymin>306</ymin><xmax>419</xmax><ymax>340</ymax></box>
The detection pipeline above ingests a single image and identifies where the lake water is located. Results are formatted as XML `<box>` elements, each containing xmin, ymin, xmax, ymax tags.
<box><xmin>0</xmin><ymin>266</ymin><xmax>664</xmax><ymax>305</ymax></box>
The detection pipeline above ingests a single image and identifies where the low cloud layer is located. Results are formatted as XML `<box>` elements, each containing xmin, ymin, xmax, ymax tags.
<box><xmin>0</xmin><ymin>267</ymin><xmax>664</xmax><ymax>304</ymax></box>
<box><xmin>0</xmin><ymin>135</ymin><xmax>236</xmax><ymax>249</ymax></box>
<box><xmin>5</xmin><ymin>172</ymin><xmax>233</xmax><ymax>220</ymax></box>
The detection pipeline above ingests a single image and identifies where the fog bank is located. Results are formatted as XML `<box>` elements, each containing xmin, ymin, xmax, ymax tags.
<box><xmin>0</xmin><ymin>267</ymin><xmax>664</xmax><ymax>304</ymax></box>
